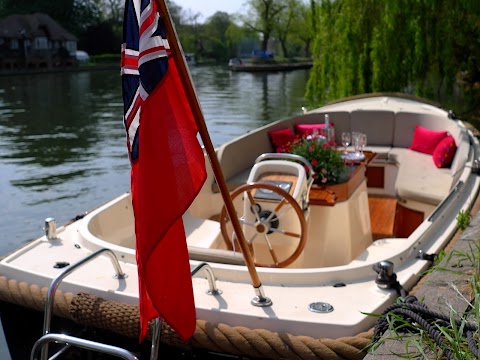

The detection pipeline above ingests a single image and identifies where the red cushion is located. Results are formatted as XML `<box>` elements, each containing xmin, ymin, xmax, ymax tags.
<box><xmin>268</xmin><ymin>128</ymin><xmax>295</xmax><ymax>152</ymax></box>
<box><xmin>432</xmin><ymin>135</ymin><xmax>457</xmax><ymax>168</ymax></box>
<box><xmin>294</xmin><ymin>123</ymin><xmax>330</xmax><ymax>136</ymax></box>
<box><xmin>409</xmin><ymin>125</ymin><xmax>448</xmax><ymax>155</ymax></box>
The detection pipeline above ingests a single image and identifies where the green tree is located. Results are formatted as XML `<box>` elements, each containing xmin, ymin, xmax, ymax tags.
<box><xmin>306</xmin><ymin>0</ymin><xmax>480</xmax><ymax>108</ymax></box>
<box><xmin>101</xmin><ymin>0</ymin><xmax>123</xmax><ymax>24</ymax></box>
<box><xmin>166</xmin><ymin>0</ymin><xmax>184</xmax><ymax>26</ymax></box>
<box><xmin>0</xmin><ymin>0</ymin><xmax>102</xmax><ymax>35</ymax></box>
<box><xmin>224</xmin><ymin>22</ymin><xmax>245</xmax><ymax>58</ymax></box>
<box><xmin>274</xmin><ymin>0</ymin><xmax>299</xmax><ymax>58</ymax></box>
<box><xmin>289</xmin><ymin>0</ymin><xmax>313</xmax><ymax>57</ymax></box>
<box><xmin>201</xmin><ymin>12</ymin><xmax>237</xmax><ymax>61</ymax></box>
<box><xmin>243</xmin><ymin>0</ymin><xmax>287</xmax><ymax>51</ymax></box>
<box><xmin>71</xmin><ymin>0</ymin><xmax>102</xmax><ymax>34</ymax></box>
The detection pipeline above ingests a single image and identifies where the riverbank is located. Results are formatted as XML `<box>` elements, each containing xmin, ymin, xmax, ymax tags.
<box><xmin>228</xmin><ymin>61</ymin><xmax>313</xmax><ymax>72</ymax></box>
<box><xmin>365</xmin><ymin>150</ymin><xmax>480</xmax><ymax>358</ymax></box>
<box><xmin>0</xmin><ymin>63</ymin><xmax>118</xmax><ymax>77</ymax></box>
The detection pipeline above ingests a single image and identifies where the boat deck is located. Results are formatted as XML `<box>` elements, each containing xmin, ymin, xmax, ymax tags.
<box><xmin>212</xmin><ymin>194</ymin><xmax>398</xmax><ymax>241</ymax></box>
<box><xmin>369</xmin><ymin>195</ymin><xmax>397</xmax><ymax>240</ymax></box>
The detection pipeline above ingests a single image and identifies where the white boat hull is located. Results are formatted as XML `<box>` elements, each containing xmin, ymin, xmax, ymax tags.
<box><xmin>1</xmin><ymin>94</ymin><xmax>479</xmax><ymax>346</ymax></box>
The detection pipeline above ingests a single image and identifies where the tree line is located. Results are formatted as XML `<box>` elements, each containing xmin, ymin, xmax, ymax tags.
<box><xmin>1</xmin><ymin>0</ymin><xmax>478</xmax><ymax>111</ymax></box>
<box><xmin>165</xmin><ymin>0</ymin><xmax>314</xmax><ymax>62</ymax></box>
<box><xmin>0</xmin><ymin>0</ymin><xmax>314</xmax><ymax>62</ymax></box>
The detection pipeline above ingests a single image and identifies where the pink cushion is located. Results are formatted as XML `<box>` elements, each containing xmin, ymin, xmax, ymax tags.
<box><xmin>268</xmin><ymin>128</ymin><xmax>295</xmax><ymax>152</ymax></box>
<box><xmin>295</xmin><ymin>123</ymin><xmax>325</xmax><ymax>136</ymax></box>
<box><xmin>294</xmin><ymin>123</ymin><xmax>331</xmax><ymax>136</ymax></box>
<box><xmin>409</xmin><ymin>125</ymin><xmax>448</xmax><ymax>155</ymax></box>
<box><xmin>432</xmin><ymin>135</ymin><xmax>457</xmax><ymax>168</ymax></box>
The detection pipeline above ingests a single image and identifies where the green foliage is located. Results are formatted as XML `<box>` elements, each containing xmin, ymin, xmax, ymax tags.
<box><xmin>0</xmin><ymin>0</ymin><xmax>102</xmax><ymax>35</ymax></box>
<box><xmin>200</xmin><ymin>12</ymin><xmax>239</xmax><ymax>61</ymax></box>
<box><xmin>284</xmin><ymin>135</ymin><xmax>348</xmax><ymax>184</ymax></box>
<box><xmin>79</xmin><ymin>20</ymin><xmax>120</xmax><ymax>55</ymax></box>
<box><xmin>243</xmin><ymin>0</ymin><xmax>287</xmax><ymax>52</ymax></box>
<box><xmin>242</xmin><ymin>0</ymin><xmax>311</xmax><ymax>58</ymax></box>
<box><xmin>306</xmin><ymin>0</ymin><xmax>480</xmax><ymax>108</ymax></box>
<box><xmin>457</xmin><ymin>210</ymin><xmax>471</xmax><ymax>231</ymax></box>
<box><xmin>0</xmin><ymin>0</ymin><xmax>315</xmax><ymax>64</ymax></box>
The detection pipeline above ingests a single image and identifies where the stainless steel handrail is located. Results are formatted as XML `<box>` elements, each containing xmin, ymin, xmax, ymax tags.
<box><xmin>255</xmin><ymin>152</ymin><xmax>315</xmax><ymax>181</ymax></box>
<box><xmin>191</xmin><ymin>262</ymin><xmax>222</xmax><ymax>295</ymax></box>
<box><xmin>428</xmin><ymin>181</ymin><xmax>464</xmax><ymax>222</ymax></box>
<box><xmin>41</xmin><ymin>248</ymin><xmax>127</xmax><ymax>360</ymax></box>
<box><xmin>38</xmin><ymin>253</ymin><xmax>223</xmax><ymax>359</ymax></box>
<box><xmin>31</xmin><ymin>333</ymin><xmax>139</xmax><ymax>360</ymax></box>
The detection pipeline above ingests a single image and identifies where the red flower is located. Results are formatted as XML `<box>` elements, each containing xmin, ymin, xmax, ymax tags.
<box><xmin>322</xmin><ymin>143</ymin><xmax>329</xmax><ymax>149</ymax></box>
<box><xmin>311</xmin><ymin>159</ymin><xmax>318</xmax><ymax>167</ymax></box>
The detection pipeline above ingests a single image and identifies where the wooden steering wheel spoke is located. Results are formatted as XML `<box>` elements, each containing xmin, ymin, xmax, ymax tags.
<box><xmin>220</xmin><ymin>182</ymin><xmax>307</xmax><ymax>268</ymax></box>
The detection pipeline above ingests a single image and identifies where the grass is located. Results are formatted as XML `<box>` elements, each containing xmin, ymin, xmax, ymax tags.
<box><xmin>368</xmin><ymin>239</ymin><xmax>480</xmax><ymax>359</ymax></box>
<box><xmin>457</xmin><ymin>209</ymin><xmax>472</xmax><ymax>231</ymax></box>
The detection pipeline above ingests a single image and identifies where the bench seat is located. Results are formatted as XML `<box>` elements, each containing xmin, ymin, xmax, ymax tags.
<box><xmin>389</xmin><ymin>148</ymin><xmax>454</xmax><ymax>205</ymax></box>
<box><xmin>214</xmin><ymin>106</ymin><xmax>471</xmax><ymax>210</ymax></box>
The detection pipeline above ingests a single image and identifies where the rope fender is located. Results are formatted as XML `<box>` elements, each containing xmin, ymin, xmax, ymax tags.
<box><xmin>70</xmin><ymin>292</ymin><xmax>372</xmax><ymax>359</ymax></box>
<box><xmin>0</xmin><ymin>276</ymin><xmax>373</xmax><ymax>359</ymax></box>
<box><xmin>0</xmin><ymin>276</ymin><xmax>73</xmax><ymax>318</ymax></box>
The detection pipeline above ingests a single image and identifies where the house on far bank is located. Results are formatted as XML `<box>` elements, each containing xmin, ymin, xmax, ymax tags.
<box><xmin>0</xmin><ymin>13</ymin><xmax>78</xmax><ymax>71</ymax></box>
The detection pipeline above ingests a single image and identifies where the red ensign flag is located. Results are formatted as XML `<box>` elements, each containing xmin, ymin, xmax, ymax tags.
<box><xmin>121</xmin><ymin>0</ymin><xmax>206</xmax><ymax>342</ymax></box>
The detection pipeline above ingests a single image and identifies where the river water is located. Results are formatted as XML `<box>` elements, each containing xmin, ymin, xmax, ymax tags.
<box><xmin>0</xmin><ymin>66</ymin><xmax>310</xmax><ymax>255</ymax></box>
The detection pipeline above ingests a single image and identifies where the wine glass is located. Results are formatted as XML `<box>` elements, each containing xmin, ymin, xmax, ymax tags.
<box><xmin>341</xmin><ymin>132</ymin><xmax>351</xmax><ymax>153</ymax></box>
<box><xmin>359</xmin><ymin>133</ymin><xmax>367</xmax><ymax>154</ymax></box>
<box><xmin>352</xmin><ymin>131</ymin><xmax>360</xmax><ymax>154</ymax></box>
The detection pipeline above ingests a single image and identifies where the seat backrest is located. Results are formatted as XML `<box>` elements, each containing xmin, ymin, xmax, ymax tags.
<box><xmin>350</xmin><ymin>110</ymin><xmax>395</xmax><ymax>146</ymax></box>
<box><xmin>393</xmin><ymin>112</ymin><xmax>457</xmax><ymax>148</ymax></box>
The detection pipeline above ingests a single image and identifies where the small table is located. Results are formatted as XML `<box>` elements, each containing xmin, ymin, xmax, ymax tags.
<box><xmin>309</xmin><ymin>164</ymin><xmax>366</xmax><ymax>206</ymax></box>
<box><xmin>309</xmin><ymin>151</ymin><xmax>376</xmax><ymax>206</ymax></box>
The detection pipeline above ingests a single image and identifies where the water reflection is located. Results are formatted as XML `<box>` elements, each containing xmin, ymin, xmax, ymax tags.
<box><xmin>190</xmin><ymin>65</ymin><xmax>309</xmax><ymax>145</ymax></box>
<box><xmin>0</xmin><ymin>66</ymin><xmax>309</xmax><ymax>253</ymax></box>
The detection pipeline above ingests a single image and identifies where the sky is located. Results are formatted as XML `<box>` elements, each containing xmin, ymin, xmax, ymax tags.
<box><xmin>175</xmin><ymin>0</ymin><xmax>246</xmax><ymax>21</ymax></box>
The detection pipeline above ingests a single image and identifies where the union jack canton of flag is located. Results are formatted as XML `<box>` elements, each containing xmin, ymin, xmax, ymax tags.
<box><xmin>121</xmin><ymin>0</ymin><xmax>169</xmax><ymax>162</ymax></box>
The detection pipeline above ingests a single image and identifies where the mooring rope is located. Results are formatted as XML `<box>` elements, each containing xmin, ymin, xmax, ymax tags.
<box><xmin>373</xmin><ymin>294</ymin><xmax>480</xmax><ymax>359</ymax></box>
<box><xmin>371</xmin><ymin>275</ymin><xmax>479</xmax><ymax>359</ymax></box>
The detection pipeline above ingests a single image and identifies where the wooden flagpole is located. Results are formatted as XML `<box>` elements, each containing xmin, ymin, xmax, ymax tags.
<box><xmin>155</xmin><ymin>0</ymin><xmax>271</xmax><ymax>305</ymax></box>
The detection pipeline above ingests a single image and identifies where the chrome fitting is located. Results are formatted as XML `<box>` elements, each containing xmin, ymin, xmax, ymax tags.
<box><xmin>44</xmin><ymin>217</ymin><xmax>58</xmax><ymax>240</ymax></box>
<box><xmin>251</xmin><ymin>286</ymin><xmax>272</xmax><ymax>307</ymax></box>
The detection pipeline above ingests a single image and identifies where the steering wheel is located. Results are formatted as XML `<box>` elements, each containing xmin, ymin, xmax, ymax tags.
<box><xmin>220</xmin><ymin>182</ymin><xmax>307</xmax><ymax>268</ymax></box>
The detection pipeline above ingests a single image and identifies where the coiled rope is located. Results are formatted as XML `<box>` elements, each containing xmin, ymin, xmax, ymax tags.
<box><xmin>0</xmin><ymin>276</ymin><xmax>372</xmax><ymax>359</ymax></box>
<box><xmin>371</xmin><ymin>272</ymin><xmax>479</xmax><ymax>359</ymax></box>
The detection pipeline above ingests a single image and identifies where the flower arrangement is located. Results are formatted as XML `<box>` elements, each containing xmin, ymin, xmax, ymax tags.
<box><xmin>282</xmin><ymin>135</ymin><xmax>349</xmax><ymax>185</ymax></box>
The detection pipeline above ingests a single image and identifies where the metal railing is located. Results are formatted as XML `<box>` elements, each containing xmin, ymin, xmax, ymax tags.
<box><xmin>255</xmin><ymin>152</ymin><xmax>315</xmax><ymax>181</ymax></box>
<box><xmin>34</xmin><ymin>250</ymin><xmax>224</xmax><ymax>359</ymax></box>
<box><xmin>191</xmin><ymin>262</ymin><xmax>222</xmax><ymax>295</ymax></box>
<box><xmin>31</xmin><ymin>334</ymin><xmax>139</xmax><ymax>360</ymax></box>
<box><xmin>40</xmin><ymin>248</ymin><xmax>127</xmax><ymax>360</ymax></box>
